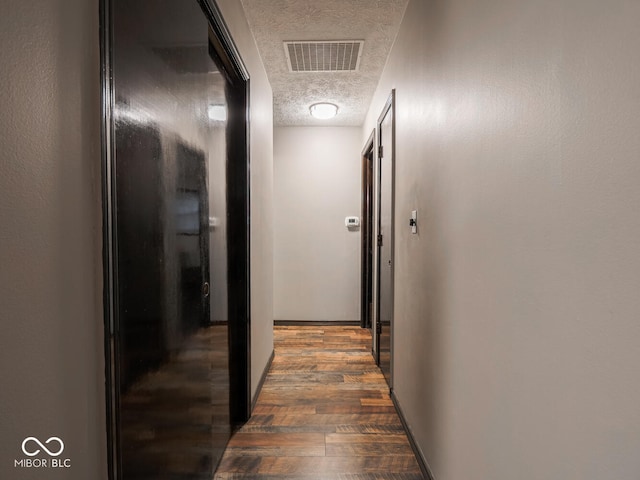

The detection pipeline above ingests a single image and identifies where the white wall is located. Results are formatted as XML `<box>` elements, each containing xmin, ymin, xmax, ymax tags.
<box><xmin>274</xmin><ymin>127</ymin><xmax>362</xmax><ymax>321</ymax></box>
<box><xmin>364</xmin><ymin>0</ymin><xmax>640</xmax><ymax>478</ymax></box>
<box><xmin>0</xmin><ymin>0</ymin><xmax>105</xmax><ymax>478</ymax></box>
<box><xmin>218</xmin><ymin>0</ymin><xmax>275</xmax><ymax>398</ymax></box>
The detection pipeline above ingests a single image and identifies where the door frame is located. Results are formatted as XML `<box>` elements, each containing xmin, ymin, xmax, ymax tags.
<box><xmin>375</xmin><ymin>90</ymin><xmax>396</xmax><ymax>388</ymax></box>
<box><xmin>99</xmin><ymin>0</ymin><xmax>251</xmax><ymax>477</ymax></box>
<box><xmin>360</xmin><ymin>129</ymin><xmax>375</xmax><ymax>331</ymax></box>
<box><xmin>201</xmin><ymin>0</ymin><xmax>252</xmax><ymax>427</ymax></box>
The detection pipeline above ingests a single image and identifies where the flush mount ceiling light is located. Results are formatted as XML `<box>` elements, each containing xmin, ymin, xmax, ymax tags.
<box><xmin>309</xmin><ymin>102</ymin><xmax>338</xmax><ymax>120</ymax></box>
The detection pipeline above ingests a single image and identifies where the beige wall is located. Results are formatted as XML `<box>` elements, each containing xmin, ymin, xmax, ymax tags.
<box><xmin>274</xmin><ymin>127</ymin><xmax>362</xmax><ymax>322</ymax></box>
<box><xmin>364</xmin><ymin>0</ymin><xmax>640</xmax><ymax>478</ymax></box>
<box><xmin>218</xmin><ymin>0</ymin><xmax>275</xmax><ymax>398</ymax></box>
<box><xmin>0</xmin><ymin>0</ymin><xmax>105</xmax><ymax>478</ymax></box>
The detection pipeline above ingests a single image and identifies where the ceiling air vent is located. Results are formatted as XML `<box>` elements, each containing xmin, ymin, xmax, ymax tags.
<box><xmin>284</xmin><ymin>40</ymin><xmax>364</xmax><ymax>72</ymax></box>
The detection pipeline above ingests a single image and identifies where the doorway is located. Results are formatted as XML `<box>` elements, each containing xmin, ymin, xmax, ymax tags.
<box><xmin>360</xmin><ymin>130</ymin><xmax>375</xmax><ymax>331</ymax></box>
<box><xmin>376</xmin><ymin>90</ymin><xmax>396</xmax><ymax>388</ymax></box>
<box><xmin>101</xmin><ymin>0</ymin><xmax>250</xmax><ymax>478</ymax></box>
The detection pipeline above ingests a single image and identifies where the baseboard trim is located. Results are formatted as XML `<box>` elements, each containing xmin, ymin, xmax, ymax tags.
<box><xmin>274</xmin><ymin>320</ymin><xmax>360</xmax><ymax>326</ymax></box>
<box><xmin>251</xmin><ymin>349</ymin><xmax>274</xmax><ymax>411</ymax></box>
<box><xmin>391</xmin><ymin>390</ymin><xmax>436</xmax><ymax>480</ymax></box>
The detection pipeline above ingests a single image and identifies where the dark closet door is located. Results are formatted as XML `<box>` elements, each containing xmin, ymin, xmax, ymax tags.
<box><xmin>104</xmin><ymin>0</ymin><xmax>249</xmax><ymax>478</ymax></box>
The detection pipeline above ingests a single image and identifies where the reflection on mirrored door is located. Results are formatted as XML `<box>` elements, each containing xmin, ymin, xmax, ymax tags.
<box><xmin>102</xmin><ymin>0</ymin><xmax>250</xmax><ymax>478</ymax></box>
<box><xmin>376</xmin><ymin>90</ymin><xmax>395</xmax><ymax>389</ymax></box>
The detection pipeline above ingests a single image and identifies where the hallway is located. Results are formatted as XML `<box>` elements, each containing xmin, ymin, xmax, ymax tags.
<box><xmin>215</xmin><ymin>326</ymin><xmax>423</xmax><ymax>479</ymax></box>
<box><xmin>5</xmin><ymin>0</ymin><xmax>640</xmax><ymax>478</ymax></box>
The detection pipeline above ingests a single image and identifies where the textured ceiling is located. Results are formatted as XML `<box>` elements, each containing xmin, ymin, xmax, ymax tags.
<box><xmin>240</xmin><ymin>0</ymin><xmax>409</xmax><ymax>126</ymax></box>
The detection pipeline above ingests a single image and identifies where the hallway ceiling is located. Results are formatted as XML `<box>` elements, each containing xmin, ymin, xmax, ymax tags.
<box><xmin>239</xmin><ymin>0</ymin><xmax>409</xmax><ymax>126</ymax></box>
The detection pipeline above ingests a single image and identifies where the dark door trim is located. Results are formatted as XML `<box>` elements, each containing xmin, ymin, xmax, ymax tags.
<box><xmin>98</xmin><ymin>0</ymin><xmax>116</xmax><ymax>477</ymax></box>
<box><xmin>100</xmin><ymin>0</ymin><xmax>252</xmax><ymax>477</ymax></box>
<box><xmin>360</xmin><ymin>129</ymin><xmax>375</xmax><ymax>331</ymax></box>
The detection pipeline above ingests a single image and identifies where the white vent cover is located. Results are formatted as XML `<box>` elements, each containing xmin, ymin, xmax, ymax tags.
<box><xmin>284</xmin><ymin>40</ymin><xmax>364</xmax><ymax>72</ymax></box>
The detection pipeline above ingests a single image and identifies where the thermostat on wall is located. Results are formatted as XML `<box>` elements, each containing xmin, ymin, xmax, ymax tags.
<box><xmin>345</xmin><ymin>216</ymin><xmax>360</xmax><ymax>228</ymax></box>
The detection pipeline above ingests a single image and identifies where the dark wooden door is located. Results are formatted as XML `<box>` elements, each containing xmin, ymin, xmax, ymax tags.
<box><xmin>376</xmin><ymin>91</ymin><xmax>395</xmax><ymax>388</ymax></box>
<box><xmin>361</xmin><ymin>133</ymin><xmax>375</xmax><ymax>330</ymax></box>
<box><xmin>104</xmin><ymin>0</ymin><xmax>250</xmax><ymax>478</ymax></box>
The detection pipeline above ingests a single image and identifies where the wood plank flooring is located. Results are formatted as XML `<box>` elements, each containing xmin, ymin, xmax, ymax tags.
<box><xmin>214</xmin><ymin>326</ymin><xmax>424</xmax><ymax>479</ymax></box>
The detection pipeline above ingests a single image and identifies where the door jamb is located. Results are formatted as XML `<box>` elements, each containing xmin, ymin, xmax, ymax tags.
<box><xmin>360</xmin><ymin>129</ymin><xmax>375</xmax><ymax>332</ymax></box>
<box><xmin>200</xmin><ymin>0</ymin><xmax>252</xmax><ymax>427</ymax></box>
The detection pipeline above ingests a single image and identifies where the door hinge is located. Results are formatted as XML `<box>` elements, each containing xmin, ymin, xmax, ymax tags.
<box><xmin>378</xmin><ymin>145</ymin><xmax>383</xmax><ymax>158</ymax></box>
<box><xmin>377</xmin><ymin>234</ymin><xmax>383</xmax><ymax>247</ymax></box>
<box><xmin>376</xmin><ymin>322</ymin><xmax>382</xmax><ymax>334</ymax></box>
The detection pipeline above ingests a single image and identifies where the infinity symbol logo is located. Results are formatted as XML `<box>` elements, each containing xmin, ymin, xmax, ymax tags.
<box><xmin>21</xmin><ymin>437</ymin><xmax>65</xmax><ymax>457</ymax></box>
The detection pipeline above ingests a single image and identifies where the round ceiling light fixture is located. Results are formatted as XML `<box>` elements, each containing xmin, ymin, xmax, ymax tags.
<box><xmin>309</xmin><ymin>102</ymin><xmax>338</xmax><ymax>120</ymax></box>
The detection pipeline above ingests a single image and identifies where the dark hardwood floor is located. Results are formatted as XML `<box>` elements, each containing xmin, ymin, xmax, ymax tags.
<box><xmin>214</xmin><ymin>325</ymin><xmax>424</xmax><ymax>479</ymax></box>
